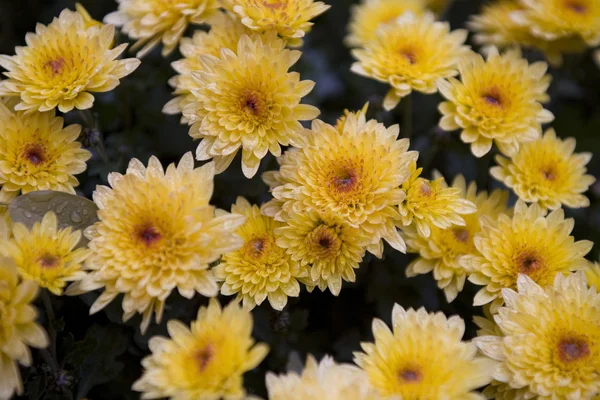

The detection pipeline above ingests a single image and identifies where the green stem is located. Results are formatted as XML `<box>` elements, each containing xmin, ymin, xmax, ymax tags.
<box><xmin>401</xmin><ymin>94</ymin><xmax>413</xmax><ymax>139</ymax></box>
<box><xmin>41</xmin><ymin>290</ymin><xmax>57</xmax><ymax>360</ymax></box>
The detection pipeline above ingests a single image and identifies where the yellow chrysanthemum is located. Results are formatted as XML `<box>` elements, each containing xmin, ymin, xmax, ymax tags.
<box><xmin>345</xmin><ymin>0</ymin><xmax>426</xmax><ymax>48</ymax></box>
<box><xmin>334</xmin><ymin>103</ymin><xmax>370</xmax><ymax>133</ymax></box>
<box><xmin>0</xmin><ymin>102</ymin><xmax>91</xmax><ymax>196</ymax></box>
<box><xmin>404</xmin><ymin>176</ymin><xmax>509</xmax><ymax>302</ymax></box>
<box><xmin>491</xmin><ymin>128</ymin><xmax>595</xmax><ymax>211</ymax></box>
<box><xmin>354</xmin><ymin>304</ymin><xmax>496</xmax><ymax>399</ymax></box>
<box><xmin>183</xmin><ymin>33</ymin><xmax>320</xmax><ymax>178</ymax></box>
<box><xmin>262</xmin><ymin>109</ymin><xmax>418</xmax><ymax>258</ymax></box>
<box><xmin>0</xmin><ymin>8</ymin><xmax>140</xmax><ymax>113</ymax></box>
<box><xmin>267</xmin><ymin>355</ymin><xmax>382</xmax><ymax>400</ymax></box>
<box><xmin>0</xmin><ymin>261</ymin><xmax>48</xmax><ymax>399</ymax></box>
<box><xmin>163</xmin><ymin>12</ymin><xmax>254</xmax><ymax>122</ymax></box>
<box><xmin>399</xmin><ymin>163</ymin><xmax>477</xmax><ymax>238</ymax></box>
<box><xmin>132</xmin><ymin>299</ymin><xmax>269</xmax><ymax>400</ymax></box>
<box><xmin>275</xmin><ymin>211</ymin><xmax>367</xmax><ymax>296</ymax></box>
<box><xmin>586</xmin><ymin>262</ymin><xmax>600</xmax><ymax>290</ymax></box>
<box><xmin>104</xmin><ymin>0</ymin><xmax>219</xmax><ymax>58</ymax></box>
<box><xmin>0</xmin><ymin>212</ymin><xmax>90</xmax><ymax>296</ymax></box>
<box><xmin>213</xmin><ymin>197</ymin><xmax>308</xmax><ymax>311</ymax></box>
<box><xmin>462</xmin><ymin>201</ymin><xmax>593</xmax><ymax>312</ymax></box>
<box><xmin>476</xmin><ymin>272</ymin><xmax>600</xmax><ymax>399</ymax></box>
<box><xmin>438</xmin><ymin>48</ymin><xmax>554</xmax><ymax>158</ymax></box>
<box><xmin>351</xmin><ymin>12</ymin><xmax>469</xmax><ymax>111</ymax></box>
<box><xmin>511</xmin><ymin>0</ymin><xmax>600</xmax><ymax>46</ymax></box>
<box><xmin>66</xmin><ymin>154</ymin><xmax>245</xmax><ymax>332</ymax></box>
<box><xmin>222</xmin><ymin>0</ymin><xmax>330</xmax><ymax>48</ymax></box>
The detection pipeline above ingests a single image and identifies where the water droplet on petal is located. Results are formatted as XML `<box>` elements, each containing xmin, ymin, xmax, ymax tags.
<box><xmin>55</xmin><ymin>202</ymin><xmax>68</xmax><ymax>214</ymax></box>
<box><xmin>70</xmin><ymin>211</ymin><xmax>82</xmax><ymax>223</ymax></box>
<box><xmin>24</xmin><ymin>211</ymin><xmax>32</xmax><ymax>218</ymax></box>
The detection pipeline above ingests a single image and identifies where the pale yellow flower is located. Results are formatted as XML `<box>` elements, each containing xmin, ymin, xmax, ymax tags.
<box><xmin>585</xmin><ymin>262</ymin><xmax>600</xmax><ymax>290</ymax></box>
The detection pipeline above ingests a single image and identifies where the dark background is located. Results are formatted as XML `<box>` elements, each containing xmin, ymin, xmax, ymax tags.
<box><xmin>2</xmin><ymin>0</ymin><xmax>600</xmax><ymax>398</ymax></box>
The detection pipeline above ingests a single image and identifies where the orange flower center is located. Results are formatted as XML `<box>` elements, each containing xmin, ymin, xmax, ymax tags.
<box><xmin>540</xmin><ymin>165</ymin><xmax>558</xmax><ymax>181</ymax></box>
<box><xmin>398</xmin><ymin>46</ymin><xmax>418</xmax><ymax>65</ymax></box>
<box><xmin>38</xmin><ymin>253</ymin><xmax>60</xmax><ymax>268</ymax></box>
<box><xmin>399</xmin><ymin>367</ymin><xmax>422</xmax><ymax>383</ymax></box>
<box><xmin>136</xmin><ymin>224</ymin><xmax>162</xmax><ymax>247</ymax></box>
<box><xmin>245</xmin><ymin>236</ymin><xmax>272</xmax><ymax>259</ymax></box>
<box><xmin>240</xmin><ymin>89</ymin><xmax>268</xmax><ymax>119</ymax></box>
<box><xmin>516</xmin><ymin>250</ymin><xmax>545</xmax><ymax>276</ymax></box>
<box><xmin>22</xmin><ymin>143</ymin><xmax>46</xmax><ymax>166</ymax></box>
<box><xmin>557</xmin><ymin>336</ymin><xmax>590</xmax><ymax>364</ymax></box>
<box><xmin>307</xmin><ymin>225</ymin><xmax>342</xmax><ymax>260</ymax></box>
<box><xmin>482</xmin><ymin>87</ymin><xmax>503</xmax><ymax>107</ymax></box>
<box><xmin>564</xmin><ymin>0</ymin><xmax>588</xmax><ymax>14</ymax></box>
<box><xmin>194</xmin><ymin>343</ymin><xmax>215</xmax><ymax>372</ymax></box>
<box><xmin>452</xmin><ymin>227</ymin><xmax>469</xmax><ymax>243</ymax></box>
<box><xmin>332</xmin><ymin>167</ymin><xmax>359</xmax><ymax>193</ymax></box>
<box><xmin>44</xmin><ymin>57</ymin><xmax>66</xmax><ymax>76</ymax></box>
<box><xmin>263</xmin><ymin>0</ymin><xmax>286</xmax><ymax>9</ymax></box>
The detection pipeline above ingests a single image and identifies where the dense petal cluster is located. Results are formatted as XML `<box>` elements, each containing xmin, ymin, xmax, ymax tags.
<box><xmin>351</xmin><ymin>12</ymin><xmax>469</xmax><ymax>110</ymax></box>
<box><xmin>105</xmin><ymin>0</ymin><xmax>219</xmax><ymax>57</ymax></box>
<box><xmin>438</xmin><ymin>48</ymin><xmax>554</xmax><ymax>157</ymax></box>
<box><xmin>184</xmin><ymin>33</ymin><xmax>320</xmax><ymax>178</ymax></box>
<box><xmin>0</xmin><ymin>8</ymin><xmax>140</xmax><ymax>113</ymax></box>
<box><xmin>132</xmin><ymin>299</ymin><xmax>269</xmax><ymax>400</ymax></box>
<box><xmin>355</xmin><ymin>304</ymin><xmax>496</xmax><ymax>399</ymax></box>
<box><xmin>491</xmin><ymin>128</ymin><xmax>595</xmax><ymax>211</ymax></box>
<box><xmin>67</xmin><ymin>154</ymin><xmax>245</xmax><ymax>332</ymax></box>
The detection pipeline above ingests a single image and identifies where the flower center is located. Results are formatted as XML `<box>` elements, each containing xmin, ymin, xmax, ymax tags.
<box><xmin>245</xmin><ymin>236</ymin><xmax>271</xmax><ymax>259</ymax></box>
<box><xmin>482</xmin><ymin>87</ymin><xmax>503</xmax><ymax>107</ymax></box>
<box><xmin>22</xmin><ymin>144</ymin><xmax>46</xmax><ymax>165</ymax></box>
<box><xmin>565</xmin><ymin>0</ymin><xmax>588</xmax><ymax>14</ymax></box>
<box><xmin>136</xmin><ymin>224</ymin><xmax>162</xmax><ymax>247</ymax></box>
<box><xmin>516</xmin><ymin>251</ymin><xmax>544</xmax><ymax>276</ymax></box>
<box><xmin>44</xmin><ymin>57</ymin><xmax>66</xmax><ymax>76</ymax></box>
<box><xmin>38</xmin><ymin>253</ymin><xmax>60</xmax><ymax>268</ymax></box>
<box><xmin>194</xmin><ymin>343</ymin><xmax>215</xmax><ymax>372</ymax></box>
<box><xmin>332</xmin><ymin>168</ymin><xmax>359</xmax><ymax>193</ymax></box>
<box><xmin>541</xmin><ymin>165</ymin><xmax>558</xmax><ymax>181</ymax></box>
<box><xmin>240</xmin><ymin>89</ymin><xmax>267</xmax><ymax>118</ymax></box>
<box><xmin>452</xmin><ymin>227</ymin><xmax>469</xmax><ymax>243</ymax></box>
<box><xmin>398</xmin><ymin>47</ymin><xmax>418</xmax><ymax>65</ymax></box>
<box><xmin>262</xmin><ymin>0</ymin><xmax>286</xmax><ymax>9</ymax></box>
<box><xmin>419</xmin><ymin>181</ymin><xmax>433</xmax><ymax>196</ymax></box>
<box><xmin>307</xmin><ymin>225</ymin><xmax>342</xmax><ymax>259</ymax></box>
<box><xmin>557</xmin><ymin>336</ymin><xmax>590</xmax><ymax>364</ymax></box>
<box><xmin>399</xmin><ymin>368</ymin><xmax>422</xmax><ymax>383</ymax></box>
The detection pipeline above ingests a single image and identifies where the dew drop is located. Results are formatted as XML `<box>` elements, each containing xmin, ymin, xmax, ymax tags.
<box><xmin>55</xmin><ymin>202</ymin><xmax>68</xmax><ymax>214</ymax></box>
<box><xmin>70</xmin><ymin>211</ymin><xmax>82</xmax><ymax>223</ymax></box>
<box><xmin>24</xmin><ymin>211</ymin><xmax>32</xmax><ymax>218</ymax></box>
<box><xmin>28</xmin><ymin>191</ymin><xmax>54</xmax><ymax>202</ymax></box>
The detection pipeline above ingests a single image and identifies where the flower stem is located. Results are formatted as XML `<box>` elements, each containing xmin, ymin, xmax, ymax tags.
<box><xmin>41</xmin><ymin>290</ymin><xmax>57</xmax><ymax>360</ymax></box>
<box><xmin>401</xmin><ymin>94</ymin><xmax>413</xmax><ymax>139</ymax></box>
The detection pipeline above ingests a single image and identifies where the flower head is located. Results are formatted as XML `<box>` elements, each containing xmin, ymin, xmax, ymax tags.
<box><xmin>351</xmin><ymin>12</ymin><xmax>469</xmax><ymax>111</ymax></box>
<box><xmin>0</xmin><ymin>102</ymin><xmax>91</xmax><ymax>196</ymax></box>
<box><xmin>475</xmin><ymin>272</ymin><xmax>600</xmax><ymax>399</ymax></box>
<box><xmin>213</xmin><ymin>197</ymin><xmax>308</xmax><ymax>310</ymax></box>
<box><xmin>438</xmin><ymin>48</ymin><xmax>554</xmax><ymax>157</ymax></box>
<box><xmin>0</xmin><ymin>261</ymin><xmax>48</xmax><ymax>399</ymax></box>
<box><xmin>399</xmin><ymin>164</ymin><xmax>477</xmax><ymax>237</ymax></box>
<box><xmin>462</xmin><ymin>201</ymin><xmax>593</xmax><ymax>312</ymax></box>
<box><xmin>67</xmin><ymin>154</ymin><xmax>245</xmax><ymax>332</ymax></box>
<box><xmin>354</xmin><ymin>304</ymin><xmax>496</xmax><ymax>399</ymax></box>
<box><xmin>491</xmin><ymin>128</ymin><xmax>595</xmax><ymax>211</ymax></box>
<box><xmin>0</xmin><ymin>212</ymin><xmax>90</xmax><ymax>295</ymax></box>
<box><xmin>132</xmin><ymin>299</ymin><xmax>269</xmax><ymax>400</ymax></box>
<box><xmin>404</xmin><ymin>175</ymin><xmax>510</xmax><ymax>302</ymax></box>
<box><xmin>222</xmin><ymin>0</ymin><xmax>330</xmax><ymax>47</ymax></box>
<box><xmin>585</xmin><ymin>262</ymin><xmax>600</xmax><ymax>290</ymax></box>
<box><xmin>267</xmin><ymin>355</ymin><xmax>382</xmax><ymax>400</ymax></box>
<box><xmin>262</xmin><ymin>110</ymin><xmax>418</xmax><ymax>258</ymax></box>
<box><xmin>0</xmin><ymin>8</ymin><xmax>140</xmax><ymax>113</ymax></box>
<box><xmin>104</xmin><ymin>0</ymin><xmax>219</xmax><ymax>57</ymax></box>
<box><xmin>184</xmin><ymin>33</ymin><xmax>320</xmax><ymax>178</ymax></box>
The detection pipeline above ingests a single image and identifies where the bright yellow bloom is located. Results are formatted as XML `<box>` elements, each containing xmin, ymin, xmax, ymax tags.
<box><xmin>345</xmin><ymin>0</ymin><xmax>426</xmax><ymax>47</ymax></box>
<box><xmin>184</xmin><ymin>33</ymin><xmax>320</xmax><ymax>178</ymax></box>
<box><xmin>0</xmin><ymin>261</ymin><xmax>48</xmax><ymax>399</ymax></box>
<box><xmin>404</xmin><ymin>176</ymin><xmax>509</xmax><ymax>302</ymax></box>
<box><xmin>334</xmin><ymin>103</ymin><xmax>370</xmax><ymax>133</ymax></box>
<box><xmin>75</xmin><ymin>3</ymin><xmax>105</xmax><ymax>29</ymax></box>
<box><xmin>0</xmin><ymin>102</ymin><xmax>91</xmax><ymax>196</ymax></box>
<box><xmin>213</xmin><ymin>197</ymin><xmax>308</xmax><ymax>310</ymax></box>
<box><xmin>132</xmin><ymin>299</ymin><xmax>269</xmax><ymax>400</ymax></box>
<box><xmin>0</xmin><ymin>212</ymin><xmax>90</xmax><ymax>296</ymax></box>
<box><xmin>163</xmin><ymin>12</ymin><xmax>254</xmax><ymax>122</ymax></box>
<box><xmin>351</xmin><ymin>12</ymin><xmax>469</xmax><ymax>111</ymax></box>
<box><xmin>355</xmin><ymin>304</ymin><xmax>496</xmax><ymax>399</ymax></box>
<box><xmin>399</xmin><ymin>164</ymin><xmax>477</xmax><ymax>238</ymax></box>
<box><xmin>438</xmin><ymin>48</ymin><xmax>554</xmax><ymax>157</ymax></box>
<box><xmin>462</xmin><ymin>201</ymin><xmax>593</xmax><ymax>312</ymax></box>
<box><xmin>275</xmin><ymin>211</ymin><xmax>368</xmax><ymax>296</ymax></box>
<box><xmin>585</xmin><ymin>262</ymin><xmax>600</xmax><ymax>290</ymax></box>
<box><xmin>104</xmin><ymin>0</ymin><xmax>219</xmax><ymax>57</ymax></box>
<box><xmin>0</xmin><ymin>8</ymin><xmax>140</xmax><ymax>113</ymax></box>
<box><xmin>475</xmin><ymin>272</ymin><xmax>600</xmax><ymax>399</ymax></box>
<box><xmin>67</xmin><ymin>154</ymin><xmax>245</xmax><ymax>333</ymax></box>
<box><xmin>267</xmin><ymin>355</ymin><xmax>382</xmax><ymax>400</ymax></box>
<box><xmin>262</xmin><ymin>109</ymin><xmax>418</xmax><ymax>258</ymax></box>
<box><xmin>491</xmin><ymin>128</ymin><xmax>595</xmax><ymax>212</ymax></box>
<box><xmin>222</xmin><ymin>0</ymin><xmax>330</xmax><ymax>47</ymax></box>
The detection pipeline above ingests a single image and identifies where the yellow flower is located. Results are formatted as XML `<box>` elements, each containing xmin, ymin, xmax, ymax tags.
<box><xmin>351</xmin><ymin>12</ymin><xmax>469</xmax><ymax>111</ymax></box>
<box><xmin>491</xmin><ymin>128</ymin><xmax>595</xmax><ymax>212</ymax></box>
<box><xmin>354</xmin><ymin>304</ymin><xmax>496</xmax><ymax>399</ymax></box>
<box><xmin>399</xmin><ymin>163</ymin><xmax>477</xmax><ymax>238</ymax></box>
<box><xmin>334</xmin><ymin>102</ymin><xmax>369</xmax><ymax>132</ymax></box>
<box><xmin>585</xmin><ymin>262</ymin><xmax>600</xmax><ymax>290</ymax></box>
<box><xmin>267</xmin><ymin>355</ymin><xmax>382</xmax><ymax>400</ymax></box>
<box><xmin>0</xmin><ymin>261</ymin><xmax>48</xmax><ymax>399</ymax></box>
<box><xmin>462</xmin><ymin>201</ymin><xmax>593</xmax><ymax>312</ymax></box>
<box><xmin>66</xmin><ymin>154</ymin><xmax>245</xmax><ymax>333</ymax></box>
<box><xmin>0</xmin><ymin>102</ymin><xmax>91</xmax><ymax>196</ymax></box>
<box><xmin>163</xmin><ymin>12</ymin><xmax>254</xmax><ymax>122</ymax></box>
<box><xmin>104</xmin><ymin>0</ymin><xmax>219</xmax><ymax>57</ymax></box>
<box><xmin>262</xmin><ymin>109</ymin><xmax>418</xmax><ymax>258</ymax></box>
<box><xmin>0</xmin><ymin>212</ymin><xmax>90</xmax><ymax>296</ymax></box>
<box><xmin>222</xmin><ymin>0</ymin><xmax>330</xmax><ymax>47</ymax></box>
<box><xmin>75</xmin><ymin>3</ymin><xmax>104</xmax><ymax>29</ymax></box>
<box><xmin>0</xmin><ymin>8</ymin><xmax>140</xmax><ymax>113</ymax></box>
<box><xmin>184</xmin><ymin>33</ymin><xmax>320</xmax><ymax>178</ymax></box>
<box><xmin>132</xmin><ymin>299</ymin><xmax>269</xmax><ymax>400</ymax></box>
<box><xmin>213</xmin><ymin>197</ymin><xmax>308</xmax><ymax>310</ymax></box>
<box><xmin>475</xmin><ymin>272</ymin><xmax>600</xmax><ymax>399</ymax></box>
<box><xmin>275</xmin><ymin>211</ymin><xmax>368</xmax><ymax>296</ymax></box>
<box><xmin>438</xmin><ymin>47</ymin><xmax>554</xmax><ymax>157</ymax></box>
<box><xmin>345</xmin><ymin>0</ymin><xmax>426</xmax><ymax>48</ymax></box>
<box><xmin>404</xmin><ymin>176</ymin><xmax>509</xmax><ymax>302</ymax></box>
